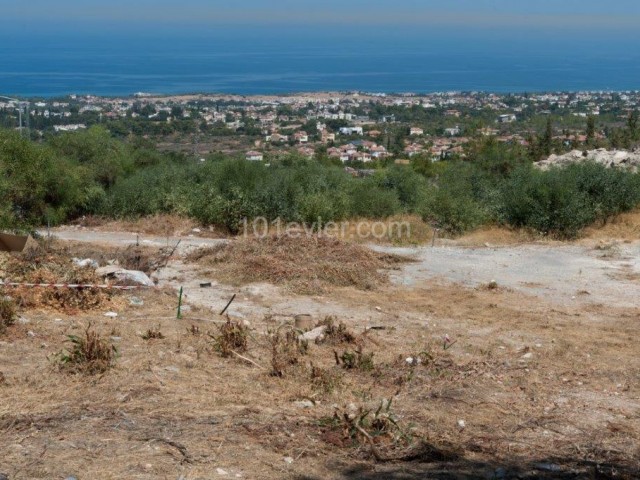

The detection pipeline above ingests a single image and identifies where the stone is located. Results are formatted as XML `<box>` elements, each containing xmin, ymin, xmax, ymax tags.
<box><xmin>104</xmin><ymin>312</ymin><xmax>118</xmax><ymax>318</ymax></box>
<box><xmin>96</xmin><ymin>266</ymin><xmax>154</xmax><ymax>287</ymax></box>
<box><xmin>298</xmin><ymin>326</ymin><xmax>327</xmax><ymax>342</ymax></box>
<box><xmin>294</xmin><ymin>400</ymin><xmax>315</xmax><ymax>409</ymax></box>
<box><xmin>216</xmin><ymin>468</ymin><xmax>228</xmax><ymax>476</ymax></box>
<box><xmin>284</xmin><ymin>457</ymin><xmax>294</xmax><ymax>465</ymax></box>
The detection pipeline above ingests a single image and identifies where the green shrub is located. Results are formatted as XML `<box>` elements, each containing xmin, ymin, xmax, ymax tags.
<box><xmin>349</xmin><ymin>180</ymin><xmax>402</xmax><ymax>219</ymax></box>
<box><xmin>499</xmin><ymin>165</ymin><xmax>596</xmax><ymax>238</ymax></box>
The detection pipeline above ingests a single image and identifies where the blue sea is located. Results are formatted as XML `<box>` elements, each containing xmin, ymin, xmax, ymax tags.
<box><xmin>1</xmin><ymin>26</ymin><xmax>639</xmax><ymax>97</ymax></box>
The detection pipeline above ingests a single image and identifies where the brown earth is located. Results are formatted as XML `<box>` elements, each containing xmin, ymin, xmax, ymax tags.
<box><xmin>1</xmin><ymin>229</ymin><xmax>639</xmax><ymax>479</ymax></box>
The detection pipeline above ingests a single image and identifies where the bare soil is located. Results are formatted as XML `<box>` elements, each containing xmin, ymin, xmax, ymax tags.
<box><xmin>1</xmin><ymin>229</ymin><xmax>639</xmax><ymax>479</ymax></box>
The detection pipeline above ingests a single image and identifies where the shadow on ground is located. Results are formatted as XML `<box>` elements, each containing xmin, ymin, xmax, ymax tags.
<box><xmin>295</xmin><ymin>457</ymin><xmax>639</xmax><ymax>480</ymax></box>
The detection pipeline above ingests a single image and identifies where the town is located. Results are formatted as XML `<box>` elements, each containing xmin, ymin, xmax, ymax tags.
<box><xmin>1</xmin><ymin>90</ymin><xmax>638</xmax><ymax>167</ymax></box>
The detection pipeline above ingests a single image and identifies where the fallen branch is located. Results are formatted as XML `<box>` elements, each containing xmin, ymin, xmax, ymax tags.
<box><xmin>231</xmin><ymin>350</ymin><xmax>265</xmax><ymax>370</ymax></box>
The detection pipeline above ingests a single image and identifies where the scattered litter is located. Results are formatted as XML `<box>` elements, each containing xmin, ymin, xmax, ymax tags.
<box><xmin>129</xmin><ymin>296</ymin><xmax>144</xmax><ymax>306</ymax></box>
<box><xmin>103</xmin><ymin>312</ymin><xmax>118</xmax><ymax>318</ymax></box>
<box><xmin>294</xmin><ymin>314</ymin><xmax>314</xmax><ymax>331</ymax></box>
<box><xmin>73</xmin><ymin>258</ymin><xmax>99</xmax><ymax>268</ymax></box>
<box><xmin>199</xmin><ymin>282</ymin><xmax>212</xmax><ymax>288</ymax></box>
<box><xmin>283</xmin><ymin>457</ymin><xmax>294</xmax><ymax>465</ymax></box>
<box><xmin>457</xmin><ymin>419</ymin><xmax>466</xmax><ymax>430</ymax></box>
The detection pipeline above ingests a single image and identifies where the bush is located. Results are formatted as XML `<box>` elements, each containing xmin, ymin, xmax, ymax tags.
<box><xmin>349</xmin><ymin>180</ymin><xmax>402</xmax><ymax>219</ymax></box>
<box><xmin>421</xmin><ymin>163</ymin><xmax>489</xmax><ymax>234</ymax></box>
<box><xmin>0</xmin><ymin>297</ymin><xmax>16</xmax><ymax>333</ymax></box>
<box><xmin>499</xmin><ymin>165</ymin><xmax>596</xmax><ymax>238</ymax></box>
<box><xmin>55</xmin><ymin>325</ymin><xmax>117</xmax><ymax>375</ymax></box>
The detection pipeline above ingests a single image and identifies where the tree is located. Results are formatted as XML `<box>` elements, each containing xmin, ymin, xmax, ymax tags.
<box><xmin>586</xmin><ymin>115</ymin><xmax>596</xmax><ymax>146</ymax></box>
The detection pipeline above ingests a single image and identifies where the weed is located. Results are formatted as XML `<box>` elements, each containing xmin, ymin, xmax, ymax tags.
<box><xmin>55</xmin><ymin>324</ymin><xmax>117</xmax><ymax>375</ymax></box>
<box><xmin>142</xmin><ymin>326</ymin><xmax>165</xmax><ymax>340</ymax></box>
<box><xmin>211</xmin><ymin>318</ymin><xmax>248</xmax><ymax>357</ymax></box>
<box><xmin>318</xmin><ymin>316</ymin><xmax>357</xmax><ymax>345</ymax></box>
<box><xmin>336</xmin><ymin>346</ymin><xmax>375</xmax><ymax>371</ymax></box>
<box><xmin>270</xmin><ymin>328</ymin><xmax>308</xmax><ymax>377</ymax></box>
<box><xmin>310</xmin><ymin>364</ymin><xmax>343</xmax><ymax>394</ymax></box>
<box><xmin>187</xmin><ymin>324</ymin><xmax>201</xmax><ymax>336</ymax></box>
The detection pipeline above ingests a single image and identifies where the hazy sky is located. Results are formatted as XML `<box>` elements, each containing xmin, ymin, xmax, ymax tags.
<box><xmin>3</xmin><ymin>0</ymin><xmax>640</xmax><ymax>29</ymax></box>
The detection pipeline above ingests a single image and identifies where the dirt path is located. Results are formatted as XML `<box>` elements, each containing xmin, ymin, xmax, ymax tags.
<box><xmin>48</xmin><ymin>228</ymin><xmax>640</xmax><ymax>309</ymax></box>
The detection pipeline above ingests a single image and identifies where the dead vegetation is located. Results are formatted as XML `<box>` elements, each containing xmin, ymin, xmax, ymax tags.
<box><xmin>269</xmin><ymin>327</ymin><xmax>309</xmax><ymax>377</ymax></box>
<box><xmin>142</xmin><ymin>326</ymin><xmax>165</xmax><ymax>340</ymax></box>
<box><xmin>0</xmin><ymin>296</ymin><xmax>16</xmax><ymax>333</ymax></box>
<box><xmin>187</xmin><ymin>234</ymin><xmax>410</xmax><ymax>293</ymax></box>
<box><xmin>54</xmin><ymin>324</ymin><xmax>117</xmax><ymax>375</ymax></box>
<box><xmin>210</xmin><ymin>318</ymin><xmax>249</xmax><ymax>357</ymax></box>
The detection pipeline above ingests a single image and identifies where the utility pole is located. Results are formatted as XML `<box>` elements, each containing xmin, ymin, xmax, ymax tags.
<box><xmin>0</xmin><ymin>95</ymin><xmax>29</xmax><ymax>137</ymax></box>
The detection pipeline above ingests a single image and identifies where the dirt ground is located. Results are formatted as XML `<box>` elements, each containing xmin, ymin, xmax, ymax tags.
<box><xmin>1</xmin><ymin>228</ymin><xmax>639</xmax><ymax>479</ymax></box>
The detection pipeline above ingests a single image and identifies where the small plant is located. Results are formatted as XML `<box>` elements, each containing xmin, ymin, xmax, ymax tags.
<box><xmin>211</xmin><ymin>318</ymin><xmax>248</xmax><ymax>357</ymax></box>
<box><xmin>270</xmin><ymin>328</ymin><xmax>308</xmax><ymax>377</ymax></box>
<box><xmin>55</xmin><ymin>324</ymin><xmax>117</xmax><ymax>375</ymax></box>
<box><xmin>142</xmin><ymin>326</ymin><xmax>165</xmax><ymax>340</ymax></box>
<box><xmin>310</xmin><ymin>364</ymin><xmax>343</xmax><ymax>394</ymax></box>
<box><xmin>0</xmin><ymin>297</ymin><xmax>17</xmax><ymax>334</ymax></box>
<box><xmin>322</xmin><ymin>397</ymin><xmax>419</xmax><ymax>461</ymax></box>
<box><xmin>319</xmin><ymin>316</ymin><xmax>356</xmax><ymax>345</ymax></box>
<box><xmin>335</xmin><ymin>346</ymin><xmax>375</xmax><ymax>371</ymax></box>
<box><xmin>187</xmin><ymin>324</ymin><xmax>201</xmax><ymax>336</ymax></box>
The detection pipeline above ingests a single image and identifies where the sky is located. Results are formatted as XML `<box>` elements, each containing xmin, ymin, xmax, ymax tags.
<box><xmin>3</xmin><ymin>0</ymin><xmax>640</xmax><ymax>30</ymax></box>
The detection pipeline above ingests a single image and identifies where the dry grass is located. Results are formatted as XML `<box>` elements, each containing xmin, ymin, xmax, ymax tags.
<box><xmin>187</xmin><ymin>234</ymin><xmax>410</xmax><ymax>294</ymax></box>
<box><xmin>73</xmin><ymin>214</ymin><xmax>226</xmax><ymax>238</ymax></box>
<box><xmin>582</xmin><ymin>209</ymin><xmax>640</xmax><ymax>241</ymax></box>
<box><xmin>1</xmin><ymin>241</ymin><xmax>639</xmax><ymax>478</ymax></box>
<box><xmin>0</xmin><ymin>243</ymin><xmax>116</xmax><ymax>312</ymax></box>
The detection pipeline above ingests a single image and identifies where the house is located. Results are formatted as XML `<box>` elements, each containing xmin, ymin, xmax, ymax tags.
<box><xmin>268</xmin><ymin>133</ymin><xmax>288</xmax><ymax>143</ymax></box>
<box><xmin>321</xmin><ymin>131</ymin><xmax>336</xmax><ymax>143</ymax></box>
<box><xmin>497</xmin><ymin>114</ymin><xmax>517</xmax><ymax>123</ymax></box>
<box><xmin>293</xmin><ymin>131</ymin><xmax>309</xmax><ymax>144</ymax></box>
<box><xmin>370</xmin><ymin>145</ymin><xmax>388</xmax><ymax>159</ymax></box>
<box><xmin>404</xmin><ymin>144</ymin><xmax>424</xmax><ymax>157</ymax></box>
<box><xmin>410</xmin><ymin>127</ymin><xmax>424</xmax><ymax>136</ymax></box>
<box><xmin>444</xmin><ymin>126</ymin><xmax>461</xmax><ymax>136</ymax></box>
<box><xmin>339</xmin><ymin>127</ymin><xmax>364</xmax><ymax>136</ymax></box>
<box><xmin>245</xmin><ymin>151</ymin><xmax>264</xmax><ymax>161</ymax></box>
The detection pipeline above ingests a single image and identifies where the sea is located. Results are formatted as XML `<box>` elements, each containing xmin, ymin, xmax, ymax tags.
<box><xmin>1</xmin><ymin>25</ymin><xmax>639</xmax><ymax>97</ymax></box>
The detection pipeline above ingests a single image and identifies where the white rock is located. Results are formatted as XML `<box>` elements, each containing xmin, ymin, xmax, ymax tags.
<box><xmin>216</xmin><ymin>468</ymin><xmax>228</xmax><ymax>476</ymax></box>
<box><xmin>284</xmin><ymin>457</ymin><xmax>294</xmax><ymax>465</ymax></box>
<box><xmin>104</xmin><ymin>312</ymin><xmax>118</xmax><ymax>318</ymax></box>
<box><xmin>298</xmin><ymin>326</ymin><xmax>327</xmax><ymax>342</ymax></box>
<box><xmin>457</xmin><ymin>419</ymin><xmax>466</xmax><ymax>429</ymax></box>
<box><xmin>521</xmin><ymin>352</ymin><xmax>533</xmax><ymax>359</ymax></box>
